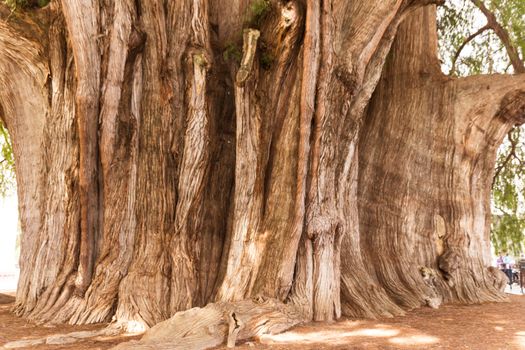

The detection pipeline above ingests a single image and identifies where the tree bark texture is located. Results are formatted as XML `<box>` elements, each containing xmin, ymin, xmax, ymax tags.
<box><xmin>0</xmin><ymin>1</ymin><xmax>523</xmax><ymax>348</ymax></box>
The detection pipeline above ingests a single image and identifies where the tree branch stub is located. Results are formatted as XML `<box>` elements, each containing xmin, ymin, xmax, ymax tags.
<box><xmin>236</xmin><ymin>29</ymin><xmax>260</xmax><ymax>86</ymax></box>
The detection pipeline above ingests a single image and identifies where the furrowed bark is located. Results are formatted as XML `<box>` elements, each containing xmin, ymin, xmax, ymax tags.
<box><xmin>359</xmin><ymin>6</ymin><xmax>525</xmax><ymax>310</ymax></box>
<box><xmin>286</xmin><ymin>0</ymin><xmax>320</xmax><ymax>320</ymax></box>
<box><xmin>216</xmin><ymin>28</ymin><xmax>263</xmax><ymax>302</ymax></box>
<box><xmin>169</xmin><ymin>0</ymin><xmax>213</xmax><ymax>313</ymax></box>
<box><xmin>114</xmin><ymin>0</ymin><xmax>175</xmax><ymax>329</ymax></box>
<box><xmin>21</xmin><ymin>14</ymin><xmax>81</xmax><ymax>322</ymax></box>
<box><xmin>0</xmin><ymin>8</ymin><xmax>49</xmax><ymax>316</ymax></box>
<box><xmin>60</xmin><ymin>0</ymin><xmax>101</xmax><ymax>296</ymax></box>
<box><xmin>293</xmin><ymin>0</ymin><xmax>431</xmax><ymax>322</ymax></box>
<box><xmin>215</xmin><ymin>1</ymin><xmax>306</xmax><ymax>303</ymax></box>
<box><xmin>4</xmin><ymin>2</ymin><xmax>524</xmax><ymax>349</ymax></box>
<box><xmin>57</xmin><ymin>0</ymin><xmax>143</xmax><ymax>325</ymax></box>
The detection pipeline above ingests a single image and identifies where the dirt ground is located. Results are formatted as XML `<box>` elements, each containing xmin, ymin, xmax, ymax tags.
<box><xmin>1</xmin><ymin>292</ymin><xmax>525</xmax><ymax>350</ymax></box>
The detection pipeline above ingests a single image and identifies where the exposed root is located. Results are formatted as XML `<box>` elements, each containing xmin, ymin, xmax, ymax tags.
<box><xmin>227</xmin><ymin>312</ymin><xmax>242</xmax><ymax>348</ymax></box>
<box><xmin>487</xmin><ymin>266</ymin><xmax>508</xmax><ymax>292</ymax></box>
<box><xmin>111</xmin><ymin>297</ymin><xmax>306</xmax><ymax>350</ymax></box>
<box><xmin>1</xmin><ymin>328</ymin><xmax>122</xmax><ymax>349</ymax></box>
<box><xmin>419</xmin><ymin>267</ymin><xmax>442</xmax><ymax>309</ymax></box>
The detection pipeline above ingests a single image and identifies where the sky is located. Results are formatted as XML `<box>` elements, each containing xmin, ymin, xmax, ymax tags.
<box><xmin>0</xmin><ymin>194</ymin><xmax>19</xmax><ymax>291</ymax></box>
<box><xmin>0</xmin><ymin>194</ymin><xmax>18</xmax><ymax>271</ymax></box>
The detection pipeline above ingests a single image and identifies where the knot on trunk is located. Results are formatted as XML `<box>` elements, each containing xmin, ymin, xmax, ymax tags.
<box><xmin>252</xmin><ymin>294</ymin><xmax>268</xmax><ymax>304</ymax></box>
<box><xmin>438</xmin><ymin>248</ymin><xmax>461</xmax><ymax>278</ymax></box>
<box><xmin>334</xmin><ymin>65</ymin><xmax>358</xmax><ymax>96</ymax></box>
<box><xmin>433</xmin><ymin>214</ymin><xmax>446</xmax><ymax>255</ymax></box>
<box><xmin>306</xmin><ymin>215</ymin><xmax>340</xmax><ymax>241</ymax></box>
<box><xmin>496</xmin><ymin>89</ymin><xmax>525</xmax><ymax>125</ymax></box>
<box><xmin>193</xmin><ymin>53</ymin><xmax>210</xmax><ymax>69</ymax></box>
<box><xmin>280</xmin><ymin>1</ymin><xmax>299</xmax><ymax>28</ymax></box>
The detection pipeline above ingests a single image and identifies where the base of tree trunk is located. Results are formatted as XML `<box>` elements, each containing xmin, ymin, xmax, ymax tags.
<box><xmin>111</xmin><ymin>297</ymin><xmax>306</xmax><ymax>350</ymax></box>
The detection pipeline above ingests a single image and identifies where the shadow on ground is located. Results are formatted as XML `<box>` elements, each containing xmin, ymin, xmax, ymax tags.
<box><xmin>1</xmin><ymin>293</ymin><xmax>525</xmax><ymax>349</ymax></box>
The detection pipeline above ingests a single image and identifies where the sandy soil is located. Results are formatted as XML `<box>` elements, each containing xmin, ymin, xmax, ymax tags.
<box><xmin>1</xmin><ymin>292</ymin><xmax>525</xmax><ymax>350</ymax></box>
<box><xmin>0</xmin><ymin>293</ymin><xmax>139</xmax><ymax>350</ymax></box>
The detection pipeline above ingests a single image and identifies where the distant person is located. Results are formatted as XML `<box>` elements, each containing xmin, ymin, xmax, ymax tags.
<box><xmin>503</xmin><ymin>252</ymin><xmax>513</xmax><ymax>285</ymax></box>
<box><xmin>496</xmin><ymin>252</ymin><xmax>504</xmax><ymax>270</ymax></box>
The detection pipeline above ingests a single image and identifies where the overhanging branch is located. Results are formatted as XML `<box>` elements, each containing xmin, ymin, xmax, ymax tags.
<box><xmin>470</xmin><ymin>0</ymin><xmax>525</xmax><ymax>74</ymax></box>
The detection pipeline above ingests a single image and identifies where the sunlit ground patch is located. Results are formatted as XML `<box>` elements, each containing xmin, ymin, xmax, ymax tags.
<box><xmin>515</xmin><ymin>331</ymin><xmax>525</xmax><ymax>349</ymax></box>
<box><xmin>389</xmin><ymin>334</ymin><xmax>440</xmax><ymax>346</ymax></box>
<box><xmin>261</xmin><ymin>325</ymin><xmax>402</xmax><ymax>346</ymax></box>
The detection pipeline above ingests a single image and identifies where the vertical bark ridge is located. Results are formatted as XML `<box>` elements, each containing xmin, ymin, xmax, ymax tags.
<box><xmin>216</xmin><ymin>1</ymin><xmax>306</xmax><ymax>302</ymax></box>
<box><xmin>282</xmin><ymin>0</ymin><xmax>320</xmax><ymax>318</ymax></box>
<box><xmin>21</xmin><ymin>15</ymin><xmax>82</xmax><ymax>322</ymax></box>
<box><xmin>60</xmin><ymin>0</ymin><xmax>101</xmax><ymax>296</ymax></box>
<box><xmin>248</xmin><ymin>0</ymin><xmax>305</xmax><ymax>299</ymax></box>
<box><xmin>169</xmin><ymin>0</ymin><xmax>214</xmax><ymax>313</ymax></box>
<box><xmin>61</xmin><ymin>1</ymin><xmax>144</xmax><ymax>323</ymax></box>
<box><xmin>296</xmin><ymin>0</ymin><xmax>424</xmax><ymax>322</ymax></box>
<box><xmin>0</xmin><ymin>13</ymin><xmax>49</xmax><ymax>317</ymax></box>
<box><xmin>216</xmin><ymin>29</ymin><xmax>264</xmax><ymax>302</ymax></box>
<box><xmin>114</xmin><ymin>0</ymin><xmax>174</xmax><ymax>329</ymax></box>
<box><xmin>339</xmin><ymin>3</ymin><xmax>434</xmax><ymax>320</ymax></box>
<box><xmin>99</xmin><ymin>0</ymin><xmax>134</xmax><ymax>176</ymax></box>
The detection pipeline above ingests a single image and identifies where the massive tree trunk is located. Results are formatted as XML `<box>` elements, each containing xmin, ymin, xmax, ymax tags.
<box><xmin>357</xmin><ymin>7</ymin><xmax>525</xmax><ymax>311</ymax></box>
<box><xmin>1</xmin><ymin>0</ymin><xmax>523</xmax><ymax>348</ymax></box>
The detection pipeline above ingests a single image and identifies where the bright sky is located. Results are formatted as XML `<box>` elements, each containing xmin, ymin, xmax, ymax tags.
<box><xmin>0</xmin><ymin>194</ymin><xmax>19</xmax><ymax>272</ymax></box>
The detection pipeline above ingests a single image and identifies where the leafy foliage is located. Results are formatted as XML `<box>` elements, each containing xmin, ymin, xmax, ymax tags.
<box><xmin>3</xmin><ymin>0</ymin><xmax>49</xmax><ymax>11</ymax></box>
<box><xmin>438</xmin><ymin>0</ymin><xmax>525</xmax><ymax>76</ymax></box>
<box><xmin>223</xmin><ymin>42</ymin><xmax>242</xmax><ymax>63</ymax></box>
<box><xmin>260</xmin><ymin>51</ymin><xmax>275</xmax><ymax>70</ymax></box>
<box><xmin>0</xmin><ymin>121</ymin><xmax>15</xmax><ymax>197</ymax></box>
<box><xmin>223</xmin><ymin>0</ymin><xmax>272</xmax><ymax>66</ymax></box>
<box><xmin>491</xmin><ymin>129</ymin><xmax>525</xmax><ymax>255</ymax></box>
<box><xmin>3</xmin><ymin>0</ymin><xmax>28</xmax><ymax>11</ymax></box>
<box><xmin>245</xmin><ymin>0</ymin><xmax>271</xmax><ymax>28</ymax></box>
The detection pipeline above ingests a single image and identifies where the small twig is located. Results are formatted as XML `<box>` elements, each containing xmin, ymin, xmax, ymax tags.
<box><xmin>450</xmin><ymin>24</ymin><xmax>491</xmax><ymax>75</ymax></box>
<box><xmin>492</xmin><ymin>129</ymin><xmax>520</xmax><ymax>187</ymax></box>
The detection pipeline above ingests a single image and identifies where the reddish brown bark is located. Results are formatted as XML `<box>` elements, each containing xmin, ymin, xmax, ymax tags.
<box><xmin>0</xmin><ymin>1</ymin><xmax>523</xmax><ymax>349</ymax></box>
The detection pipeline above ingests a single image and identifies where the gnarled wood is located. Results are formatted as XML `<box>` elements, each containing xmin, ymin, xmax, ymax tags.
<box><xmin>1</xmin><ymin>1</ymin><xmax>523</xmax><ymax>349</ymax></box>
<box><xmin>111</xmin><ymin>297</ymin><xmax>305</xmax><ymax>350</ymax></box>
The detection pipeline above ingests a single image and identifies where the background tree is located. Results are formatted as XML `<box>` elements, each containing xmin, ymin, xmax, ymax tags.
<box><xmin>0</xmin><ymin>120</ymin><xmax>15</xmax><ymax>196</ymax></box>
<box><xmin>0</xmin><ymin>0</ymin><xmax>524</xmax><ymax>349</ymax></box>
